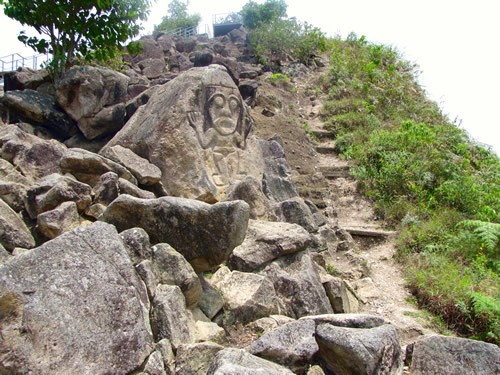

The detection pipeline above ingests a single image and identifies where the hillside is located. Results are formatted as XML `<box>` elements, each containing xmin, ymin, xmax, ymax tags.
<box><xmin>0</xmin><ymin>26</ymin><xmax>499</xmax><ymax>374</ymax></box>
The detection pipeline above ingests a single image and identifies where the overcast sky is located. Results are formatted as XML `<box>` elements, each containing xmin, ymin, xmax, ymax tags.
<box><xmin>1</xmin><ymin>0</ymin><xmax>499</xmax><ymax>154</ymax></box>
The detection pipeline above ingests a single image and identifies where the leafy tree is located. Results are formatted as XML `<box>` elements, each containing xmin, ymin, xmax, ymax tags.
<box><xmin>240</xmin><ymin>0</ymin><xmax>287</xmax><ymax>29</ymax></box>
<box><xmin>155</xmin><ymin>0</ymin><xmax>200</xmax><ymax>33</ymax></box>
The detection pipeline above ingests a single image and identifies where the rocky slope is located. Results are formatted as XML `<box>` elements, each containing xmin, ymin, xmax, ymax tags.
<box><xmin>0</xmin><ymin>29</ymin><xmax>498</xmax><ymax>374</ymax></box>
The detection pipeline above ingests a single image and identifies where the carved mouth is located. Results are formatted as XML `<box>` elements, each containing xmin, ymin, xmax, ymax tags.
<box><xmin>214</xmin><ymin>117</ymin><xmax>237</xmax><ymax>135</ymax></box>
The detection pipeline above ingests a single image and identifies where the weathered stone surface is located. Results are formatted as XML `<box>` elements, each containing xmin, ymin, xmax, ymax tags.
<box><xmin>307</xmin><ymin>365</ymin><xmax>326</xmax><ymax>375</ymax></box>
<box><xmin>316</xmin><ymin>323</ymin><xmax>402</xmax><ymax>375</ymax></box>
<box><xmin>229</xmin><ymin>220</ymin><xmax>311</xmax><ymax>272</ymax></box>
<box><xmin>0</xmin><ymin>181</ymin><xmax>27</xmax><ymax>212</ymax></box>
<box><xmin>0</xmin><ymin>222</ymin><xmax>153</xmax><ymax>374</ymax></box>
<box><xmin>25</xmin><ymin>173</ymin><xmax>92</xmax><ymax>219</ymax></box>
<box><xmin>3</xmin><ymin>67</ymin><xmax>50</xmax><ymax>92</ymax></box>
<box><xmin>276</xmin><ymin>197</ymin><xmax>319</xmax><ymax>233</ymax></box>
<box><xmin>139</xmin><ymin>58</ymin><xmax>167</xmax><ymax>79</ymax></box>
<box><xmin>193</xmin><ymin>49</ymin><xmax>214</xmax><ymax>67</ymax></box>
<box><xmin>84</xmin><ymin>203</ymin><xmax>106</xmax><ymax>220</ymax></box>
<box><xmin>143</xmin><ymin>349</ymin><xmax>166</xmax><ymax>375</ymax></box>
<box><xmin>249</xmin><ymin>319</ymin><xmax>318</xmax><ymax>374</ymax></box>
<box><xmin>94</xmin><ymin>171</ymin><xmax>120</xmax><ymax>205</ymax></box>
<box><xmin>194</xmin><ymin>317</ymin><xmax>226</xmax><ymax>343</ymax></box>
<box><xmin>63</xmin><ymin>132</ymin><xmax>112</xmax><ymax>153</ymax></box>
<box><xmin>60</xmin><ymin>148</ymin><xmax>137</xmax><ymax>186</ymax></box>
<box><xmin>262</xmin><ymin>252</ymin><xmax>333</xmax><ymax>318</ymax></box>
<box><xmin>301</xmin><ymin>314</ymin><xmax>385</xmax><ymax>329</ymax></box>
<box><xmin>407</xmin><ymin>335</ymin><xmax>500</xmax><ymax>375</ymax></box>
<box><xmin>251</xmin><ymin>315</ymin><xmax>295</xmax><ymax>335</ymax></box>
<box><xmin>323</xmin><ymin>277</ymin><xmax>360</xmax><ymax>313</ymax></box>
<box><xmin>118</xmin><ymin>177</ymin><xmax>156</xmax><ymax>199</ymax></box>
<box><xmin>101</xmin><ymin>194</ymin><xmax>250</xmax><ymax>272</ymax></box>
<box><xmin>130</xmin><ymin>36</ymin><xmax>165</xmax><ymax>64</ymax></box>
<box><xmin>224</xmin><ymin>176</ymin><xmax>276</xmax><ymax>220</ymax></box>
<box><xmin>211</xmin><ymin>269</ymin><xmax>280</xmax><ymax>324</ymax></box>
<box><xmin>0</xmin><ymin>244</ymin><xmax>9</xmax><ymax>263</ymax></box>
<box><xmin>176</xmin><ymin>342</ymin><xmax>225</xmax><ymax>375</ymax></box>
<box><xmin>36</xmin><ymin>201</ymin><xmax>80</xmax><ymax>239</ymax></box>
<box><xmin>198</xmin><ymin>273</ymin><xmax>225</xmax><ymax>319</ymax></box>
<box><xmin>103</xmin><ymin>65</ymin><xmax>272</xmax><ymax>201</ymax></box>
<box><xmin>136</xmin><ymin>259</ymin><xmax>157</xmax><ymax>298</ymax></box>
<box><xmin>55</xmin><ymin>66</ymin><xmax>129</xmax><ymax>139</ymax></box>
<box><xmin>152</xmin><ymin>284</ymin><xmax>196</xmax><ymax>349</ymax></box>
<box><xmin>260</xmin><ymin>138</ymin><xmax>299</xmax><ymax>202</ymax></box>
<box><xmin>151</xmin><ymin>243</ymin><xmax>202</xmax><ymax>309</ymax></box>
<box><xmin>119</xmin><ymin>227</ymin><xmax>152</xmax><ymax>265</ymax></box>
<box><xmin>0</xmin><ymin>199</ymin><xmax>35</xmax><ymax>251</ymax></box>
<box><xmin>0</xmin><ymin>125</ymin><xmax>66</xmax><ymax>180</ymax></box>
<box><xmin>3</xmin><ymin>89</ymin><xmax>76</xmax><ymax>139</ymax></box>
<box><xmin>101</xmin><ymin>144</ymin><xmax>162</xmax><ymax>185</ymax></box>
<box><xmin>207</xmin><ymin>348</ymin><xmax>294</xmax><ymax>375</ymax></box>
<box><xmin>156</xmin><ymin>338</ymin><xmax>176</xmax><ymax>375</ymax></box>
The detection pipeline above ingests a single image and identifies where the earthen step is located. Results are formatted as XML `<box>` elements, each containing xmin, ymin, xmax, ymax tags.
<box><xmin>311</xmin><ymin>129</ymin><xmax>333</xmax><ymax>140</ymax></box>
<box><xmin>319</xmin><ymin>165</ymin><xmax>351</xmax><ymax>179</ymax></box>
<box><xmin>342</xmin><ymin>226</ymin><xmax>397</xmax><ymax>238</ymax></box>
<box><xmin>315</xmin><ymin>146</ymin><xmax>337</xmax><ymax>155</ymax></box>
<box><xmin>296</xmin><ymin>187</ymin><xmax>329</xmax><ymax>208</ymax></box>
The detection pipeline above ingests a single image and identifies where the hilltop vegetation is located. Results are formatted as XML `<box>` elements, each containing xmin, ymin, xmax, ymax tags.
<box><xmin>318</xmin><ymin>33</ymin><xmax>499</xmax><ymax>343</ymax></box>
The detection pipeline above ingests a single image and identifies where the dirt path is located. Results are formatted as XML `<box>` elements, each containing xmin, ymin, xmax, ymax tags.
<box><xmin>298</xmin><ymin>68</ymin><xmax>439</xmax><ymax>347</ymax></box>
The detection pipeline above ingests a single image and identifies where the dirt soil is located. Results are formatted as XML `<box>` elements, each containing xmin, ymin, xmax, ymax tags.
<box><xmin>249</xmin><ymin>61</ymin><xmax>440</xmax><ymax>347</ymax></box>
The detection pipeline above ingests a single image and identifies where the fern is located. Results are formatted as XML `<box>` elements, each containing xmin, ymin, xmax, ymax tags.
<box><xmin>457</xmin><ymin>220</ymin><xmax>500</xmax><ymax>254</ymax></box>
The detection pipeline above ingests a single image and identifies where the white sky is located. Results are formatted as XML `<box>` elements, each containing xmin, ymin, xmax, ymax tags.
<box><xmin>1</xmin><ymin>0</ymin><xmax>499</xmax><ymax>154</ymax></box>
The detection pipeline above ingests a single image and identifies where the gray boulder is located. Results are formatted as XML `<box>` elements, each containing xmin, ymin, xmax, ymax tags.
<box><xmin>101</xmin><ymin>194</ymin><xmax>249</xmax><ymax>272</ymax></box>
<box><xmin>323</xmin><ymin>277</ymin><xmax>360</xmax><ymax>313</ymax></box>
<box><xmin>0</xmin><ymin>199</ymin><xmax>35</xmax><ymax>251</ymax></box>
<box><xmin>152</xmin><ymin>284</ymin><xmax>196</xmax><ymax>349</ymax></box>
<box><xmin>103</xmin><ymin>65</ymin><xmax>270</xmax><ymax>201</ymax></box>
<box><xmin>117</xmin><ymin>177</ymin><xmax>156</xmax><ymax>199</ymax></box>
<box><xmin>3</xmin><ymin>89</ymin><xmax>76</xmax><ymax>139</ymax></box>
<box><xmin>0</xmin><ymin>159</ymin><xmax>31</xmax><ymax>211</ymax></box>
<box><xmin>142</xmin><ymin>349</ymin><xmax>166</xmax><ymax>375</ymax></box>
<box><xmin>211</xmin><ymin>268</ymin><xmax>280</xmax><ymax>325</ymax></box>
<box><xmin>316</xmin><ymin>323</ymin><xmax>402</xmax><ymax>375</ymax></box>
<box><xmin>139</xmin><ymin>58</ymin><xmax>167</xmax><ymax>79</ymax></box>
<box><xmin>276</xmin><ymin>197</ymin><xmax>319</xmax><ymax>233</ymax></box>
<box><xmin>198</xmin><ymin>274</ymin><xmax>225</xmax><ymax>319</ymax></box>
<box><xmin>224</xmin><ymin>176</ymin><xmax>276</xmax><ymax>220</ymax></box>
<box><xmin>119</xmin><ymin>227</ymin><xmax>152</xmax><ymax>265</ymax></box>
<box><xmin>36</xmin><ymin>201</ymin><xmax>80</xmax><ymax>239</ymax></box>
<box><xmin>2</xmin><ymin>67</ymin><xmax>50</xmax><ymax>91</ymax></box>
<box><xmin>301</xmin><ymin>314</ymin><xmax>385</xmax><ymax>329</ymax></box>
<box><xmin>175</xmin><ymin>342</ymin><xmax>225</xmax><ymax>375</ymax></box>
<box><xmin>249</xmin><ymin>319</ymin><xmax>318</xmax><ymax>374</ymax></box>
<box><xmin>0</xmin><ymin>222</ymin><xmax>153</xmax><ymax>374</ymax></box>
<box><xmin>25</xmin><ymin>173</ymin><xmax>92</xmax><ymax>219</ymax></box>
<box><xmin>262</xmin><ymin>252</ymin><xmax>333</xmax><ymax>318</ymax></box>
<box><xmin>151</xmin><ymin>243</ymin><xmax>202</xmax><ymax>309</ymax></box>
<box><xmin>207</xmin><ymin>348</ymin><xmax>294</xmax><ymax>375</ymax></box>
<box><xmin>100</xmin><ymin>144</ymin><xmax>162</xmax><ymax>185</ymax></box>
<box><xmin>407</xmin><ymin>335</ymin><xmax>500</xmax><ymax>375</ymax></box>
<box><xmin>55</xmin><ymin>66</ymin><xmax>129</xmax><ymax>140</ymax></box>
<box><xmin>229</xmin><ymin>219</ymin><xmax>311</xmax><ymax>272</ymax></box>
<box><xmin>60</xmin><ymin>147</ymin><xmax>137</xmax><ymax>187</ymax></box>
<box><xmin>0</xmin><ymin>125</ymin><xmax>66</xmax><ymax>180</ymax></box>
<box><xmin>93</xmin><ymin>171</ymin><xmax>120</xmax><ymax>205</ymax></box>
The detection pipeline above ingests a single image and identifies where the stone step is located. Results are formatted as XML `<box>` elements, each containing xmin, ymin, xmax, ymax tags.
<box><xmin>296</xmin><ymin>187</ymin><xmax>329</xmax><ymax>209</ymax></box>
<box><xmin>342</xmin><ymin>226</ymin><xmax>397</xmax><ymax>238</ymax></box>
<box><xmin>319</xmin><ymin>165</ymin><xmax>352</xmax><ymax>179</ymax></box>
<box><xmin>315</xmin><ymin>146</ymin><xmax>337</xmax><ymax>155</ymax></box>
<box><xmin>311</xmin><ymin>129</ymin><xmax>333</xmax><ymax>140</ymax></box>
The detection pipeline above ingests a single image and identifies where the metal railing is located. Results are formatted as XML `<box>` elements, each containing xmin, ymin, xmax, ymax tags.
<box><xmin>0</xmin><ymin>53</ymin><xmax>50</xmax><ymax>73</ymax></box>
<box><xmin>164</xmin><ymin>25</ymin><xmax>198</xmax><ymax>38</ymax></box>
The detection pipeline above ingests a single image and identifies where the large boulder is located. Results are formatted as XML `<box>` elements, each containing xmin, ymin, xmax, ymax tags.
<box><xmin>101</xmin><ymin>194</ymin><xmax>249</xmax><ymax>272</ymax></box>
<box><xmin>25</xmin><ymin>173</ymin><xmax>92</xmax><ymax>219</ymax></box>
<box><xmin>229</xmin><ymin>219</ymin><xmax>311</xmax><ymax>272</ymax></box>
<box><xmin>2</xmin><ymin>67</ymin><xmax>50</xmax><ymax>92</ymax></box>
<box><xmin>407</xmin><ymin>335</ymin><xmax>500</xmax><ymax>375</ymax></box>
<box><xmin>207</xmin><ymin>348</ymin><xmax>294</xmax><ymax>375</ymax></box>
<box><xmin>0</xmin><ymin>159</ymin><xmax>31</xmax><ymax>211</ymax></box>
<box><xmin>0</xmin><ymin>199</ymin><xmax>35</xmax><ymax>251</ymax></box>
<box><xmin>0</xmin><ymin>125</ymin><xmax>66</xmax><ymax>180</ymax></box>
<box><xmin>103</xmin><ymin>64</ymin><xmax>283</xmax><ymax>201</ymax></box>
<box><xmin>59</xmin><ymin>148</ymin><xmax>137</xmax><ymax>186</ymax></box>
<box><xmin>0</xmin><ymin>222</ymin><xmax>153</xmax><ymax>374</ymax></box>
<box><xmin>262</xmin><ymin>252</ymin><xmax>333</xmax><ymax>318</ymax></box>
<box><xmin>3</xmin><ymin>89</ymin><xmax>76</xmax><ymax>139</ymax></box>
<box><xmin>316</xmin><ymin>323</ymin><xmax>402</xmax><ymax>375</ymax></box>
<box><xmin>55</xmin><ymin>66</ymin><xmax>129</xmax><ymax>140</ymax></box>
<box><xmin>36</xmin><ymin>201</ymin><xmax>81</xmax><ymax>240</ymax></box>
<box><xmin>175</xmin><ymin>342</ymin><xmax>224</xmax><ymax>375</ymax></box>
<box><xmin>249</xmin><ymin>319</ymin><xmax>318</xmax><ymax>374</ymax></box>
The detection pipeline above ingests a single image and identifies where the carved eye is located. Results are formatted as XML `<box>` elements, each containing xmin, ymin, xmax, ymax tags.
<box><xmin>212</xmin><ymin>95</ymin><xmax>225</xmax><ymax>108</ymax></box>
<box><xmin>229</xmin><ymin>96</ymin><xmax>240</xmax><ymax>112</ymax></box>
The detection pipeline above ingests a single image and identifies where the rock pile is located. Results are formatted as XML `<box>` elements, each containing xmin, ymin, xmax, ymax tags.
<box><xmin>1</xmin><ymin>30</ymin><xmax>497</xmax><ymax>374</ymax></box>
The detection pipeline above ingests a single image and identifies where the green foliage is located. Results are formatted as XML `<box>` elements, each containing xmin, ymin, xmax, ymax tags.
<box><xmin>240</xmin><ymin>0</ymin><xmax>287</xmax><ymax>30</ymax></box>
<box><xmin>1</xmin><ymin>0</ymin><xmax>150</xmax><ymax>76</ymax></box>
<box><xmin>302</xmin><ymin>121</ymin><xmax>318</xmax><ymax>144</ymax></box>
<box><xmin>321</xmin><ymin>32</ymin><xmax>500</xmax><ymax>343</ymax></box>
<box><xmin>155</xmin><ymin>0</ymin><xmax>200</xmax><ymax>33</ymax></box>
<box><xmin>247</xmin><ymin>17</ymin><xmax>327</xmax><ymax>67</ymax></box>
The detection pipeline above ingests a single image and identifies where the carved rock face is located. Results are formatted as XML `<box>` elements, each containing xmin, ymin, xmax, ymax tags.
<box><xmin>103</xmin><ymin>65</ymin><xmax>263</xmax><ymax>201</ymax></box>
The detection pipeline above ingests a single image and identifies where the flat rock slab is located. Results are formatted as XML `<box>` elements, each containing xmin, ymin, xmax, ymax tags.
<box><xmin>0</xmin><ymin>222</ymin><xmax>153</xmax><ymax>374</ymax></box>
<box><xmin>101</xmin><ymin>194</ymin><xmax>249</xmax><ymax>272</ymax></box>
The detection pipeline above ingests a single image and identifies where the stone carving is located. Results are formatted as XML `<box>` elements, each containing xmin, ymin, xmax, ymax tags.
<box><xmin>188</xmin><ymin>85</ymin><xmax>253</xmax><ymax>186</ymax></box>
